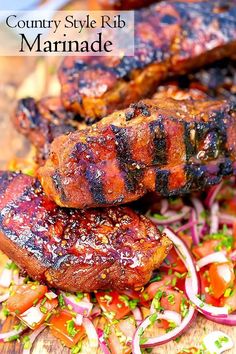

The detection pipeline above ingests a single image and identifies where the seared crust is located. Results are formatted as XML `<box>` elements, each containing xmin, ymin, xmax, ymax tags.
<box><xmin>0</xmin><ymin>171</ymin><xmax>171</xmax><ymax>292</ymax></box>
<box><xmin>59</xmin><ymin>0</ymin><xmax>236</xmax><ymax>122</ymax></box>
<box><xmin>13</xmin><ymin>97</ymin><xmax>84</xmax><ymax>165</ymax></box>
<box><xmin>38</xmin><ymin>98</ymin><xmax>236</xmax><ymax>209</ymax></box>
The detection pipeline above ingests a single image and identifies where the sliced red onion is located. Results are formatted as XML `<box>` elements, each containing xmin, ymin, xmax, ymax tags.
<box><xmin>163</xmin><ymin>229</ymin><xmax>228</xmax><ymax>316</ymax></box>
<box><xmin>160</xmin><ymin>199</ymin><xmax>169</xmax><ymax>215</ymax></box>
<box><xmin>45</xmin><ymin>291</ymin><xmax>57</xmax><ymax>300</ymax></box>
<box><xmin>91</xmin><ymin>305</ymin><xmax>102</xmax><ymax>319</ymax></box>
<box><xmin>0</xmin><ymin>325</ymin><xmax>26</xmax><ymax>342</ymax></box>
<box><xmin>97</xmin><ymin>328</ymin><xmax>111</xmax><ymax>354</ymax></box>
<box><xmin>204</xmin><ymin>313</ymin><xmax>236</xmax><ymax>326</ymax></box>
<box><xmin>74</xmin><ymin>313</ymin><xmax>83</xmax><ymax>326</ymax></box>
<box><xmin>190</xmin><ymin>208</ymin><xmax>200</xmax><ymax>245</ymax></box>
<box><xmin>147</xmin><ymin>206</ymin><xmax>190</xmax><ymax>225</ymax></box>
<box><xmin>22</xmin><ymin>325</ymin><xmax>46</xmax><ymax>354</ymax></box>
<box><xmin>210</xmin><ymin>202</ymin><xmax>219</xmax><ymax>235</ymax></box>
<box><xmin>132</xmin><ymin>307</ymin><xmax>143</xmax><ymax>326</ymax></box>
<box><xmin>191</xmin><ymin>198</ymin><xmax>206</xmax><ymax>236</ymax></box>
<box><xmin>0</xmin><ymin>292</ymin><xmax>10</xmax><ymax>303</ymax></box>
<box><xmin>83</xmin><ymin>318</ymin><xmax>99</xmax><ymax>348</ymax></box>
<box><xmin>196</xmin><ymin>252</ymin><xmax>228</xmax><ymax>269</ymax></box>
<box><xmin>19</xmin><ymin>304</ymin><xmax>46</xmax><ymax>329</ymax></box>
<box><xmin>0</xmin><ymin>266</ymin><xmax>13</xmax><ymax>288</ymax></box>
<box><xmin>163</xmin><ymin>228</ymin><xmax>199</xmax><ymax>293</ymax></box>
<box><xmin>185</xmin><ymin>277</ymin><xmax>228</xmax><ymax>317</ymax></box>
<box><xmin>176</xmin><ymin>220</ymin><xmax>197</xmax><ymax>233</ymax></box>
<box><xmin>132</xmin><ymin>309</ymin><xmax>192</xmax><ymax>353</ymax></box>
<box><xmin>62</xmin><ymin>292</ymin><xmax>93</xmax><ymax>317</ymax></box>
<box><xmin>205</xmin><ymin>182</ymin><xmax>223</xmax><ymax>208</ymax></box>
<box><xmin>218</xmin><ymin>213</ymin><xmax>236</xmax><ymax>226</ymax></box>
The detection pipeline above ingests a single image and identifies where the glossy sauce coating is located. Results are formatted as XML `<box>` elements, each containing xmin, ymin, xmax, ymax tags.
<box><xmin>59</xmin><ymin>0</ymin><xmax>236</xmax><ymax>122</ymax></box>
<box><xmin>0</xmin><ymin>172</ymin><xmax>171</xmax><ymax>292</ymax></box>
<box><xmin>38</xmin><ymin>98</ymin><xmax>236</xmax><ymax>209</ymax></box>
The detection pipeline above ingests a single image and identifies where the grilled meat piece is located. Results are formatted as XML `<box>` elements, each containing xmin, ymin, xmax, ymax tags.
<box><xmin>38</xmin><ymin>98</ymin><xmax>236</xmax><ymax>209</ymax></box>
<box><xmin>188</xmin><ymin>60</ymin><xmax>236</xmax><ymax>102</ymax></box>
<box><xmin>13</xmin><ymin>97</ymin><xmax>85</xmax><ymax>165</ymax></box>
<box><xmin>97</xmin><ymin>0</ymin><xmax>155</xmax><ymax>10</ymax></box>
<box><xmin>0</xmin><ymin>171</ymin><xmax>171</xmax><ymax>292</ymax></box>
<box><xmin>59</xmin><ymin>0</ymin><xmax>236</xmax><ymax>122</ymax></box>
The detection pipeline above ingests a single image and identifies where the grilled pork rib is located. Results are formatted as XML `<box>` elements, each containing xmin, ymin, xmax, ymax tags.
<box><xmin>59</xmin><ymin>0</ymin><xmax>236</xmax><ymax>122</ymax></box>
<box><xmin>38</xmin><ymin>98</ymin><xmax>236</xmax><ymax>209</ymax></box>
<box><xmin>13</xmin><ymin>97</ymin><xmax>85</xmax><ymax>164</ymax></box>
<box><xmin>0</xmin><ymin>172</ymin><xmax>171</xmax><ymax>292</ymax></box>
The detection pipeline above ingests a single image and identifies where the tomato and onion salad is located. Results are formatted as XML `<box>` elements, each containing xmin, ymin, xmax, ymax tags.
<box><xmin>0</xmin><ymin>178</ymin><xmax>235</xmax><ymax>353</ymax></box>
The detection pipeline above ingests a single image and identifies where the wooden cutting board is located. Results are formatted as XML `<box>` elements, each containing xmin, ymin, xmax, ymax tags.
<box><xmin>0</xmin><ymin>54</ymin><xmax>235</xmax><ymax>354</ymax></box>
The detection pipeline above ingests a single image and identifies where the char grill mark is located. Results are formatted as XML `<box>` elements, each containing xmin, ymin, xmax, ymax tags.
<box><xmin>59</xmin><ymin>0</ymin><xmax>236</xmax><ymax>122</ymax></box>
<box><xmin>0</xmin><ymin>171</ymin><xmax>172</xmax><ymax>292</ymax></box>
<box><xmin>12</xmin><ymin>97</ymin><xmax>83</xmax><ymax>165</ymax></box>
<box><xmin>149</xmin><ymin>119</ymin><xmax>167</xmax><ymax>165</ymax></box>
<box><xmin>38</xmin><ymin>98</ymin><xmax>236</xmax><ymax>209</ymax></box>
<box><xmin>111</xmin><ymin>125</ymin><xmax>143</xmax><ymax>193</ymax></box>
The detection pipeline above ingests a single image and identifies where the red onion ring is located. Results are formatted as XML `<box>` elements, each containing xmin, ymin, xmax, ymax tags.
<box><xmin>190</xmin><ymin>208</ymin><xmax>200</xmax><ymax>245</ymax></box>
<box><xmin>204</xmin><ymin>313</ymin><xmax>236</xmax><ymax>326</ymax></box>
<box><xmin>62</xmin><ymin>292</ymin><xmax>93</xmax><ymax>317</ymax></box>
<box><xmin>218</xmin><ymin>213</ymin><xmax>236</xmax><ymax>226</ymax></box>
<box><xmin>83</xmin><ymin>318</ymin><xmax>99</xmax><ymax>348</ymax></box>
<box><xmin>132</xmin><ymin>309</ymin><xmax>194</xmax><ymax>353</ymax></box>
<box><xmin>97</xmin><ymin>328</ymin><xmax>111</xmax><ymax>354</ymax></box>
<box><xmin>210</xmin><ymin>202</ymin><xmax>219</xmax><ymax>234</ymax></box>
<box><xmin>22</xmin><ymin>325</ymin><xmax>46</xmax><ymax>354</ymax></box>
<box><xmin>205</xmin><ymin>182</ymin><xmax>223</xmax><ymax>208</ymax></box>
<box><xmin>196</xmin><ymin>252</ymin><xmax>228</xmax><ymax>269</ymax></box>
<box><xmin>147</xmin><ymin>206</ymin><xmax>190</xmax><ymax>225</ymax></box>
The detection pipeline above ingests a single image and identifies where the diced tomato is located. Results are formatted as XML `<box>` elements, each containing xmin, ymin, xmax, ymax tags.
<box><xmin>209</xmin><ymin>262</ymin><xmax>235</xmax><ymax>299</ymax></box>
<box><xmin>50</xmin><ymin>310</ymin><xmax>85</xmax><ymax>348</ymax></box>
<box><xmin>144</xmin><ymin>275</ymin><xmax>175</xmax><ymax>300</ymax></box>
<box><xmin>19</xmin><ymin>297</ymin><xmax>58</xmax><ymax>329</ymax></box>
<box><xmin>220</xmin><ymin>285</ymin><xmax>236</xmax><ymax>313</ymax></box>
<box><xmin>192</xmin><ymin>240</ymin><xmax>219</xmax><ymax>259</ymax></box>
<box><xmin>160</xmin><ymin>289</ymin><xmax>183</xmax><ymax>313</ymax></box>
<box><xmin>6</xmin><ymin>284</ymin><xmax>48</xmax><ymax>314</ymax></box>
<box><xmin>226</xmin><ymin>196</ymin><xmax>236</xmax><ymax>215</ymax></box>
<box><xmin>161</xmin><ymin>249</ymin><xmax>187</xmax><ymax>273</ymax></box>
<box><xmin>178</xmin><ymin>232</ymin><xmax>193</xmax><ymax>250</ymax></box>
<box><xmin>199</xmin><ymin>270</ymin><xmax>220</xmax><ymax>307</ymax></box>
<box><xmin>96</xmin><ymin>291</ymin><xmax>131</xmax><ymax>320</ymax></box>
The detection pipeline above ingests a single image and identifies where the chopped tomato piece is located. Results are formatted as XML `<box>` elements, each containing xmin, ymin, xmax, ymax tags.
<box><xmin>144</xmin><ymin>275</ymin><xmax>175</xmax><ymax>300</ymax></box>
<box><xmin>161</xmin><ymin>249</ymin><xmax>187</xmax><ymax>273</ymax></box>
<box><xmin>160</xmin><ymin>289</ymin><xmax>183</xmax><ymax>313</ymax></box>
<box><xmin>178</xmin><ymin>232</ymin><xmax>193</xmax><ymax>249</ymax></box>
<box><xmin>199</xmin><ymin>270</ymin><xmax>220</xmax><ymax>307</ymax></box>
<box><xmin>192</xmin><ymin>240</ymin><xmax>219</xmax><ymax>259</ymax></box>
<box><xmin>50</xmin><ymin>310</ymin><xmax>85</xmax><ymax>348</ymax></box>
<box><xmin>209</xmin><ymin>262</ymin><xmax>235</xmax><ymax>299</ymax></box>
<box><xmin>19</xmin><ymin>297</ymin><xmax>58</xmax><ymax>329</ymax></box>
<box><xmin>220</xmin><ymin>285</ymin><xmax>236</xmax><ymax>313</ymax></box>
<box><xmin>225</xmin><ymin>196</ymin><xmax>236</xmax><ymax>215</ymax></box>
<box><xmin>96</xmin><ymin>291</ymin><xmax>131</xmax><ymax>320</ymax></box>
<box><xmin>6</xmin><ymin>283</ymin><xmax>48</xmax><ymax>314</ymax></box>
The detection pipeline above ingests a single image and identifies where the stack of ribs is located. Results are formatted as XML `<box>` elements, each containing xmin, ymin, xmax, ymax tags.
<box><xmin>0</xmin><ymin>0</ymin><xmax>235</xmax><ymax>292</ymax></box>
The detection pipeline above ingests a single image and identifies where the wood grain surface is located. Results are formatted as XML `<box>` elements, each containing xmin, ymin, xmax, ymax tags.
<box><xmin>0</xmin><ymin>9</ymin><xmax>236</xmax><ymax>354</ymax></box>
